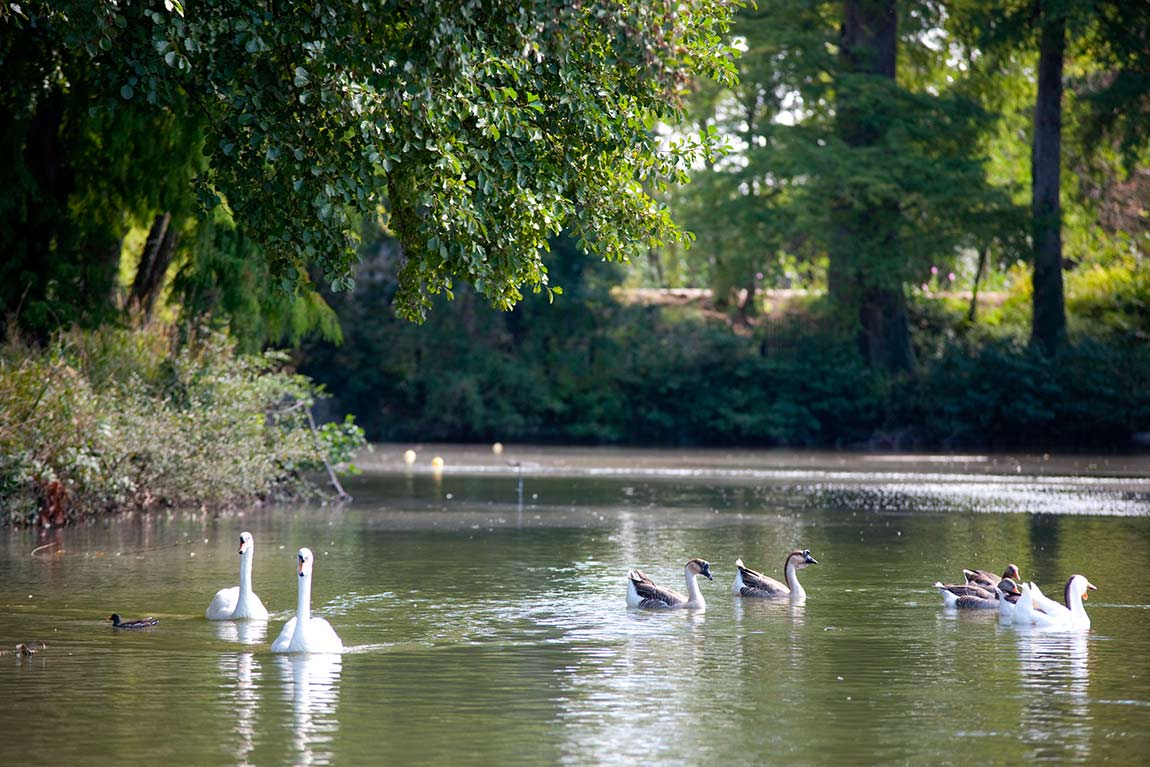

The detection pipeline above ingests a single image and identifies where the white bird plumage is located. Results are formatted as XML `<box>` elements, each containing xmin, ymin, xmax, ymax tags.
<box><xmin>271</xmin><ymin>547</ymin><xmax>344</xmax><ymax>654</ymax></box>
<box><xmin>1012</xmin><ymin>575</ymin><xmax>1096</xmax><ymax>631</ymax></box>
<box><xmin>206</xmin><ymin>532</ymin><xmax>270</xmax><ymax>621</ymax></box>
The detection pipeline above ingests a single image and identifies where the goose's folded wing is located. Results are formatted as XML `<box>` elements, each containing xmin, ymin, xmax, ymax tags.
<box><xmin>737</xmin><ymin>562</ymin><xmax>788</xmax><ymax>596</ymax></box>
<box><xmin>628</xmin><ymin>570</ymin><xmax>687</xmax><ymax>608</ymax></box>
<box><xmin>938</xmin><ymin>583</ymin><xmax>994</xmax><ymax>599</ymax></box>
<box><xmin>963</xmin><ymin>569</ymin><xmax>999</xmax><ymax>587</ymax></box>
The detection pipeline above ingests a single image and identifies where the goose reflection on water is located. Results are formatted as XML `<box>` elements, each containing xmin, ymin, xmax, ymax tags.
<box><xmin>1015</xmin><ymin>629</ymin><xmax>1092</xmax><ymax>764</ymax></box>
<box><xmin>277</xmin><ymin>653</ymin><xmax>343</xmax><ymax>767</ymax></box>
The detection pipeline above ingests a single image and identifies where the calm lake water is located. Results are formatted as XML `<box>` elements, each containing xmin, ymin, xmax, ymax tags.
<box><xmin>2</xmin><ymin>446</ymin><xmax>1149</xmax><ymax>766</ymax></box>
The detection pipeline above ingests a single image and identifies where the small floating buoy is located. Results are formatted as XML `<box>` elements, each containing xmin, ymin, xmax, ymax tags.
<box><xmin>403</xmin><ymin>449</ymin><xmax>417</xmax><ymax>464</ymax></box>
<box><xmin>431</xmin><ymin>456</ymin><xmax>445</xmax><ymax>468</ymax></box>
<box><xmin>492</xmin><ymin>442</ymin><xmax>504</xmax><ymax>455</ymax></box>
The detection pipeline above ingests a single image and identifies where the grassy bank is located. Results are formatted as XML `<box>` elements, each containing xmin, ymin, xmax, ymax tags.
<box><xmin>0</xmin><ymin>324</ymin><xmax>364</xmax><ymax>526</ymax></box>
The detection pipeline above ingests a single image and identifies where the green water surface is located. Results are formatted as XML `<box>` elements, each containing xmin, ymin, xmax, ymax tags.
<box><xmin>2</xmin><ymin>447</ymin><xmax>1148</xmax><ymax>766</ymax></box>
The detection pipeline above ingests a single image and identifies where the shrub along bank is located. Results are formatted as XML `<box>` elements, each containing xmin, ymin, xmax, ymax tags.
<box><xmin>0</xmin><ymin>325</ymin><xmax>365</xmax><ymax>526</ymax></box>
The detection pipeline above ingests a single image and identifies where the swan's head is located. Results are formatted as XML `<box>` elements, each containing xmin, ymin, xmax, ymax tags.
<box><xmin>789</xmin><ymin>549</ymin><xmax>819</xmax><ymax>569</ymax></box>
<box><xmin>997</xmin><ymin>578</ymin><xmax>1022</xmax><ymax>596</ymax></box>
<box><xmin>685</xmin><ymin>558</ymin><xmax>713</xmax><ymax>581</ymax></box>
<box><xmin>298</xmin><ymin>547</ymin><xmax>314</xmax><ymax>578</ymax></box>
<box><xmin>238</xmin><ymin>531</ymin><xmax>254</xmax><ymax>555</ymax></box>
<box><xmin>1002</xmin><ymin>564</ymin><xmax>1022</xmax><ymax>581</ymax></box>
<box><xmin>1066</xmin><ymin>574</ymin><xmax>1098</xmax><ymax>602</ymax></box>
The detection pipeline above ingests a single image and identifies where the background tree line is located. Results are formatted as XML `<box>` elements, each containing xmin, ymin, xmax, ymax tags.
<box><xmin>2</xmin><ymin>0</ymin><xmax>1148</xmax><ymax>453</ymax></box>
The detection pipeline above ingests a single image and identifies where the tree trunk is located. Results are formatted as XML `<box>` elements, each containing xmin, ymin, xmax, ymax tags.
<box><xmin>130</xmin><ymin>212</ymin><xmax>179</xmax><ymax>320</ymax></box>
<box><xmin>1030</xmin><ymin>4</ymin><xmax>1067</xmax><ymax>355</ymax></box>
<box><xmin>830</xmin><ymin>0</ymin><xmax>912</xmax><ymax>371</ymax></box>
<box><xmin>968</xmin><ymin>245</ymin><xmax>988</xmax><ymax>323</ymax></box>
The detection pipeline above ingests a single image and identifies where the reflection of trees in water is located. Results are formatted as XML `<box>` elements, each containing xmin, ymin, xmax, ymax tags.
<box><xmin>1015</xmin><ymin>630</ymin><xmax>1092</xmax><ymax>764</ymax></box>
<box><xmin>218</xmin><ymin>651</ymin><xmax>261</xmax><ymax>767</ymax></box>
<box><xmin>278</xmin><ymin>654</ymin><xmax>342</xmax><ymax>767</ymax></box>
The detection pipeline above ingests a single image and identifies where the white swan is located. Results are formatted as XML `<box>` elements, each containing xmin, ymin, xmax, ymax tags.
<box><xmin>206</xmin><ymin>532</ymin><xmax>270</xmax><ymax>621</ymax></box>
<box><xmin>1013</xmin><ymin>575</ymin><xmax>1096</xmax><ymax>631</ymax></box>
<box><xmin>626</xmin><ymin>559</ymin><xmax>712</xmax><ymax>610</ymax></box>
<box><xmin>271</xmin><ymin>548</ymin><xmax>344</xmax><ymax>654</ymax></box>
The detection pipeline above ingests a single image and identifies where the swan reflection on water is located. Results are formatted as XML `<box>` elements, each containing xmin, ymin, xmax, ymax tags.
<box><xmin>1015</xmin><ymin>629</ymin><xmax>1092</xmax><ymax>763</ymax></box>
<box><xmin>218</xmin><ymin>651</ymin><xmax>261</xmax><ymax>767</ymax></box>
<box><xmin>213</xmin><ymin>620</ymin><xmax>269</xmax><ymax>645</ymax></box>
<box><xmin>277</xmin><ymin>653</ymin><xmax>343</xmax><ymax>767</ymax></box>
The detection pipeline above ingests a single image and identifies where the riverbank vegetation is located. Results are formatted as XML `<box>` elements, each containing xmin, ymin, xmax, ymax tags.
<box><xmin>0</xmin><ymin>324</ymin><xmax>365</xmax><ymax>526</ymax></box>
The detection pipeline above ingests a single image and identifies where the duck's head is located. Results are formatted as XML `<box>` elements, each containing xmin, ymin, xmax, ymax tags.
<box><xmin>685</xmin><ymin>558</ymin><xmax>713</xmax><ymax>581</ymax></box>
<box><xmin>997</xmin><ymin>578</ymin><xmax>1022</xmax><ymax>596</ymax></box>
<box><xmin>298</xmin><ymin>547</ymin><xmax>314</xmax><ymax>578</ymax></box>
<box><xmin>1066</xmin><ymin>574</ymin><xmax>1098</xmax><ymax>602</ymax></box>
<box><xmin>239</xmin><ymin>531</ymin><xmax>254</xmax><ymax>555</ymax></box>
<box><xmin>107</xmin><ymin>614</ymin><xmax>120</xmax><ymax>625</ymax></box>
<box><xmin>1002</xmin><ymin>564</ymin><xmax>1022</xmax><ymax>581</ymax></box>
<box><xmin>790</xmin><ymin>549</ymin><xmax>819</xmax><ymax>568</ymax></box>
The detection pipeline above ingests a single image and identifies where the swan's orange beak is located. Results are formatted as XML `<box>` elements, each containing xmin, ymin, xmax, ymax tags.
<box><xmin>238</xmin><ymin>540</ymin><xmax>248</xmax><ymax>554</ymax></box>
<box><xmin>1084</xmin><ymin>581</ymin><xmax>1098</xmax><ymax>599</ymax></box>
<box><xmin>298</xmin><ymin>557</ymin><xmax>305</xmax><ymax>576</ymax></box>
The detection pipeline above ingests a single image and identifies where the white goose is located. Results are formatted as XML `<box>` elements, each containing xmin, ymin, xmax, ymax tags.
<box><xmin>1013</xmin><ymin>575</ymin><xmax>1097</xmax><ymax>631</ymax></box>
<box><xmin>271</xmin><ymin>548</ymin><xmax>345</xmax><ymax>654</ymax></box>
<box><xmin>626</xmin><ymin>559</ymin><xmax>713</xmax><ymax>610</ymax></box>
<box><xmin>733</xmin><ymin>550</ymin><xmax>818</xmax><ymax>600</ymax></box>
<box><xmin>206</xmin><ymin>532</ymin><xmax>270</xmax><ymax>621</ymax></box>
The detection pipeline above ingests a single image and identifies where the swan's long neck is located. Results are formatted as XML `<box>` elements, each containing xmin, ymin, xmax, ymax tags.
<box><xmin>684</xmin><ymin>570</ymin><xmax>706</xmax><ymax>609</ymax></box>
<box><xmin>297</xmin><ymin>570</ymin><xmax>312</xmax><ymax>623</ymax></box>
<box><xmin>239</xmin><ymin>550</ymin><xmax>253</xmax><ymax>598</ymax></box>
<box><xmin>785</xmin><ymin>559</ymin><xmax>805</xmax><ymax>600</ymax></box>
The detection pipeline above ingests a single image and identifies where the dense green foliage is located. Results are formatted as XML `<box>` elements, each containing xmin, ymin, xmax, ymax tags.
<box><xmin>0</xmin><ymin>325</ymin><xmax>365</xmax><ymax>525</ymax></box>
<box><xmin>1</xmin><ymin>0</ymin><xmax>741</xmax><ymax>334</ymax></box>
<box><xmin>303</xmin><ymin>235</ymin><xmax>1150</xmax><ymax>449</ymax></box>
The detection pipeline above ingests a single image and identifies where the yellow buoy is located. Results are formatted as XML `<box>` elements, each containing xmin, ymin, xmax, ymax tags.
<box><xmin>492</xmin><ymin>442</ymin><xmax>504</xmax><ymax>455</ymax></box>
<box><xmin>403</xmin><ymin>449</ymin><xmax>417</xmax><ymax>464</ymax></box>
<box><xmin>431</xmin><ymin>456</ymin><xmax>445</xmax><ymax>468</ymax></box>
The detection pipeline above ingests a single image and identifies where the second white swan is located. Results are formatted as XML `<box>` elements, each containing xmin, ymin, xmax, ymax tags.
<box><xmin>271</xmin><ymin>548</ymin><xmax>345</xmax><ymax>654</ymax></box>
<box><xmin>206</xmin><ymin>532</ymin><xmax>270</xmax><ymax>621</ymax></box>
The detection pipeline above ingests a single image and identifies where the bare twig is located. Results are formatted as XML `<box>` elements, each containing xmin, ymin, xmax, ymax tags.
<box><xmin>304</xmin><ymin>406</ymin><xmax>352</xmax><ymax>503</ymax></box>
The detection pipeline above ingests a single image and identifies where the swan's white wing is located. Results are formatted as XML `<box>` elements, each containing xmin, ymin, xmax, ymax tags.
<box><xmin>231</xmin><ymin>592</ymin><xmax>270</xmax><ymax>621</ymax></box>
<box><xmin>301</xmin><ymin>617</ymin><xmax>345</xmax><ymax>654</ymax></box>
<box><xmin>206</xmin><ymin>586</ymin><xmax>240</xmax><ymax>620</ymax></box>
<box><xmin>271</xmin><ymin>616</ymin><xmax>298</xmax><ymax>653</ymax></box>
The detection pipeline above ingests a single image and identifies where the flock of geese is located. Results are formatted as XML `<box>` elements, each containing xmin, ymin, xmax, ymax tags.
<box><xmin>107</xmin><ymin>534</ymin><xmax>1098</xmax><ymax>651</ymax></box>
<box><xmin>627</xmin><ymin>550</ymin><xmax>1097</xmax><ymax>632</ymax></box>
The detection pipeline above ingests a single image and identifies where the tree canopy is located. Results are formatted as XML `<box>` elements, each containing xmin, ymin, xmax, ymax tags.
<box><xmin>1</xmin><ymin>0</ymin><xmax>742</xmax><ymax>327</ymax></box>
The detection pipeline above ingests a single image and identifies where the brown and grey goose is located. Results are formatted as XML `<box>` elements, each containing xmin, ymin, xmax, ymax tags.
<box><xmin>934</xmin><ymin>578</ymin><xmax>1022</xmax><ymax>609</ymax></box>
<box><xmin>732</xmin><ymin>549</ymin><xmax>819</xmax><ymax>600</ymax></box>
<box><xmin>626</xmin><ymin>559</ymin><xmax>713</xmax><ymax>610</ymax></box>
<box><xmin>963</xmin><ymin>564</ymin><xmax>1022</xmax><ymax>591</ymax></box>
